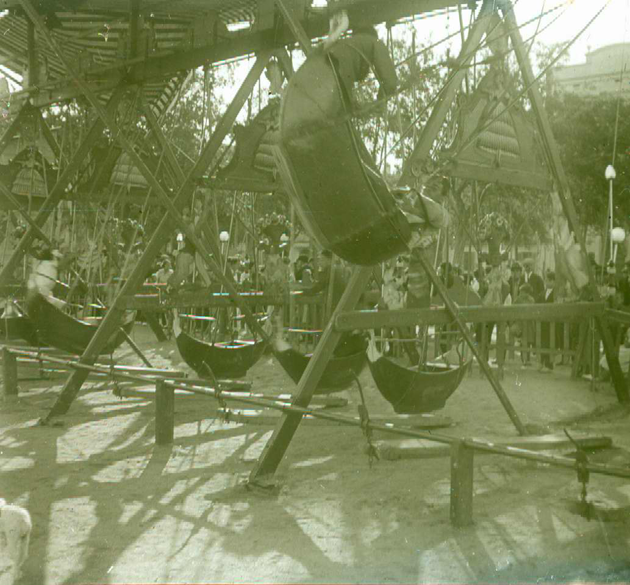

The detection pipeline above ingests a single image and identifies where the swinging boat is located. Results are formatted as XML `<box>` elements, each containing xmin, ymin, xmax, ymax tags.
<box><xmin>176</xmin><ymin>332</ymin><xmax>267</xmax><ymax>379</ymax></box>
<box><xmin>276</xmin><ymin>50</ymin><xmax>411</xmax><ymax>266</ymax></box>
<box><xmin>274</xmin><ymin>333</ymin><xmax>368</xmax><ymax>395</ymax></box>
<box><xmin>368</xmin><ymin>344</ymin><xmax>470</xmax><ymax>414</ymax></box>
<box><xmin>0</xmin><ymin>310</ymin><xmax>38</xmax><ymax>346</ymax></box>
<box><xmin>26</xmin><ymin>293</ymin><xmax>135</xmax><ymax>355</ymax></box>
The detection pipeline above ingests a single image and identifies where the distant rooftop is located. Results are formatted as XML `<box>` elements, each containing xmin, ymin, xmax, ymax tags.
<box><xmin>551</xmin><ymin>43</ymin><xmax>630</xmax><ymax>98</ymax></box>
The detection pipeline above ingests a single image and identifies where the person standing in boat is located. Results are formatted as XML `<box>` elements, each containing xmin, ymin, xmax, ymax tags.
<box><xmin>324</xmin><ymin>10</ymin><xmax>399</xmax><ymax>110</ymax></box>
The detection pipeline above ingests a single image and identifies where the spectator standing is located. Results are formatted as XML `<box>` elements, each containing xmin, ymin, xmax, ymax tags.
<box><xmin>514</xmin><ymin>283</ymin><xmax>536</xmax><ymax>366</ymax></box>
<box><xmin>508</xmin><ymin>262</ymin><xmax>524</xmax><ymax>304</ymax></box>
<box><xmin>522</xmin><ymin>257</ymin><xmax>545</xmax><ymax>302</ymax></box>
<box><xmin>540</xmin><ymin>270</ymin><xmax>557</xmax><ymax>372</ymax></box>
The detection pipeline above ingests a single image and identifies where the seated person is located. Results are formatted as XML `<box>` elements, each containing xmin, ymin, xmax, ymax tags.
<box><xmin>324</xmin><ymin>11</ymin><xmax>398</xmax><ymax>109</ymax></box>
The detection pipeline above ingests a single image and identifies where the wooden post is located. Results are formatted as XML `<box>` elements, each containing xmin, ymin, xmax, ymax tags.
<box><xmin>155</xmin><ymin>380</ymin><xmax>174</xmax><ymax>445</ymax></box>
<box><xmin>2</xmin><ymin>348</ymin><xmax>18</xmax><ymax>398</ymax></box>
<box><xmin>450</xmin><ymin>441</ymin><xmax>474</xmax><ymax>527</ymax></box>
<box><xmin>496</xmin><ymin>322</ymin><xmax>505</xmax><ymax>380</ymax></box>
<box><xmin>249</xmin><ymin>266</ymin><xmax>373</xmax><ymax>483</ymax></box>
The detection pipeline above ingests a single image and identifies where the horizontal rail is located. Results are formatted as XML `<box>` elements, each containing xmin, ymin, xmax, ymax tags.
<box><xmin>5</xmin><ymin>349</ymin><xmax>248</xmax><ymax>390</ymax></box>
<box><xmin>119</xmin><ymin>291</ymin><xmax>323</xmax><ymax>311</ymax></box>
<box><xmin>159</xmin><ymin>378</ymin><xmax>630</xmax><ymax>481</ymax></box>
<box><xmin>605</xmin><ymin>309</ymin><xmax>630</xmax><ymax>325</ymax></box>
<box><xmin>335</xmin><ymin>302</ymin><xmax>606</xmax><ymax>331</ymax></box>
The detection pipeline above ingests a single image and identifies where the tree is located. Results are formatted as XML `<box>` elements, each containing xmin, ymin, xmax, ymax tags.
<box><xmin>546</xmin><ymin>93</ymin><xmax>630</xmax><ymax>230</ymax></box>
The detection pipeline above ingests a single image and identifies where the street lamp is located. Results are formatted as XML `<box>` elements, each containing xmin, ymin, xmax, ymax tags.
<box><xmin>605</xmin><ymin>164</ymin><xmax>616</xmax><ymax>260</ymax></box>
<box><xmin>612</xmin><ymin>227</ymin><xmax>626</xmax><ymax>264</ymax></box>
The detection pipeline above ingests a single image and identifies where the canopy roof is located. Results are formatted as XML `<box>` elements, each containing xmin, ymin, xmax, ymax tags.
<box><xmin>0</xmin><ymin>0</ymin><xmax>466</xmax><ymax>108</ymax></box>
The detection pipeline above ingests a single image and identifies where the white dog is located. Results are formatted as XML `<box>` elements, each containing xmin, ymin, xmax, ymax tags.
<box><xmin>0</xmin><ymin>499</ymin><xmax>31</xmax><ymax>584</ymax></box>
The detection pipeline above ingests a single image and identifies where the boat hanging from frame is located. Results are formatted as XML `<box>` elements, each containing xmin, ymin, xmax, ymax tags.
<box><xmin>367</xmin><ymin>340</ymin><xmax>470</xmax><ymax>414</ymax></box>
<box><xmin>26</xmin><ymin>293</ymin><xmax>135</xmax><ymax>355</ymax></box>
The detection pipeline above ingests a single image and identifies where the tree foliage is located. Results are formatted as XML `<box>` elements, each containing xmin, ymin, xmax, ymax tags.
<box><xmin>546</xmin><ymin>92</ymin><xmax>630</xmax><ymax>230</ymax></box>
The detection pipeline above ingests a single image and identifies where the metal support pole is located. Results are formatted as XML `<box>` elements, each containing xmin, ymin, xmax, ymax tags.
<box><xmin>249</xmin><ymin>266</ymin><xmax>373</xmax><ymax>483</ymax></box>
<box><xmin>2</xmin><ymin>348</ymin><xmax>18</xmax><ymax>398</ymax></box>
<box><xmin>608</xmin><ymin>179</ymin><xmax>614</xmax><ymax>261</ymax></box>
<box><xmin>42</xmin><ymin>52</ymin><xmax>268</xmax><ymax>420</ymax></box>
<box><xmin>155</xmin><ymin>379</ymin><xmax>175</xmax><ymax>445</ymax></box>
<box><xmin>450</xmin><ymin>441</ymin><xmax>474</xmax><ymax>527</ymax></box>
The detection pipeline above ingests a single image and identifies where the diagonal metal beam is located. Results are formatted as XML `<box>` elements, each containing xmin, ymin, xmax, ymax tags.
<box><xmin>500</xmin><ymin>0</ymin><xmax>629</xmax><ymax>404</ymax></box>
<box><xmin>40</xmin><ymin>46</ymin><xmax>269</xmax><ymax>419</ymax></box>
<box><xmin>0</xmin><ymin>87</ymin><xmax>126</xmax><ymax>288</ymax></box>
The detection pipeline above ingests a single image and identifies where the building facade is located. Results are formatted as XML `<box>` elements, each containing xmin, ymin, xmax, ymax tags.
<box><xmin>551</xmin><ymin>43</ymin><xmax>630</xmax><ymax>98</ymax></box>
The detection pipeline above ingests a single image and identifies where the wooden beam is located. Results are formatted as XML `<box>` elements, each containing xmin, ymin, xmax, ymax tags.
<box><xmin>501</xmin><ymin>1</ymin><xmax>629</xmax><ymax>404</ymax></box>
<box><xmin>2</xmin><ymin>347</ymin><xmax>19</xmax><ymax>399</ymax></box>
<box><xmin>142</xmin><ymin>97</ymin><xmax>274</xmax><ymax>340</ymax></box>
<box><xmin>411</xmin><ymin>249</ymin><xmax>527</xmax><ymax>435</ymax></box>
<box><xmin>129</xmin><ymin>0</ymin><xmax>141</xmax><ymax>59</ymax></box>
<box><xmin>26</xmin><ymin>17</ymin><xmax>38</xmax><ymax>87</ymax></box>
<box><xmin>335</xmin><ymin>302</ymin><xmax>605</xmax><ymax>331</ymax></box>
<box><xmin>0</xmin><ymin>87</ymin><xmax>126</xmax><ymax>288</ymax></box>
<box><xmin>0</xmin><ymin>103</ymin><xmax>33</xmax><ymax>160</ymax></box>
<box><xmin>249</xmin><ymin>266</ymin><xmax>373</xmax><ymax>483</ymax></box>
<box><xmin>155</xmin><ymin>380</ymin><xmax>175</xmax><ymax>445</ymax></box>
<box><xmin>13</xmin><ymin>0</ymin><xmax>468</xmax><ymax>109</ymax></box>
<box><xmin>43</xmin><ymin>51</ymin><xmax>268</xmax><ymax>420</ymax></box>
<box><xmin>450</xmin><ymin>441</ymin><xmax>474</xmax><ymax>527</ymax></box>
<box><xmin>276</xmin><ymin>0</ymin><xmax>312</xmax><ymax>55</ymax></box>
<box><xmin>118</xmin><ymin>291</ymin><xmax>322</xmax><ymax>311</ymax></box>
<box><xmin>400</xmin><ymin>0</ymin><xmax>493</xmax><ymax>186</ymax></box>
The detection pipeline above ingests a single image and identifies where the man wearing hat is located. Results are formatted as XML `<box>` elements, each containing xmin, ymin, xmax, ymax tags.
<box><xmin>522</xmin><ymin>258</ymin><xmax>544</xmax><ymax>303</ymax></box>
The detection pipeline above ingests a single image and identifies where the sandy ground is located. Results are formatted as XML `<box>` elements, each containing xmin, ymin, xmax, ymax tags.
<box><xmin>1</xmin><ymin>323</ymin><xmax>630</xmax><ymax>585</ymax></box>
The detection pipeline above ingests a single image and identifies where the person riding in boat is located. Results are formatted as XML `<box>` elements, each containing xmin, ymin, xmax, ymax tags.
<box><xmin>324</xmin><ymin>11</ymin><xmax>399</xmax><ymax>110</ymax></box>
<box><xmin>27</xmin><ymin>248</ymin><xmax>66</xmax><ymax>309</ymax></box>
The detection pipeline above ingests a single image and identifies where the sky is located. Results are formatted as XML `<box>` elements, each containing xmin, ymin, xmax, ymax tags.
<box><xmin>454</xmin><ymin>0</ymin><xmax>630</xmax><ymax>64</ymax></box>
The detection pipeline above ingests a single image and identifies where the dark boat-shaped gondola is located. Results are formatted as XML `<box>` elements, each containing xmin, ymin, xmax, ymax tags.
<box><xmin>274</xmin><ymin>333</ymin><xmax>368</xmax><ymax>395</ymax></box>
<box><xmin>26</xmin><ymin>293</ymin><xmax>134</xmax><ymax>355</ymax></box>
<box><xmin>276</xmin><ymin>49</ymin><xmax>411</xmax><ymax>266</ymax></box>
<box><xmin>0</xmin><ymin>309</ymin><xmax>38</xmax><ymax>346</ymax></box>
<box><xmin>176</xmin><ymin>331</ymin><xmax>267</xmax><ymax>379</ymax></box>
<box><xmin>368</xmin><ymin>343</ymin><xmax>470</xmax><ymax>414</ymax></box>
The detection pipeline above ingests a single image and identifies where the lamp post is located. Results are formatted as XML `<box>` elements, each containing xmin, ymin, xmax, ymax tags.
<box><xmin>612</xmin><ymin>227</ymin><xmax>626</xmax><ymax>265</ymax></box>
<box><xmin>605</xmin><ymin>164</ymin><xmax>616</xmax><ymax>260</ymax></box>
